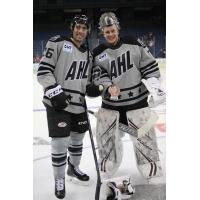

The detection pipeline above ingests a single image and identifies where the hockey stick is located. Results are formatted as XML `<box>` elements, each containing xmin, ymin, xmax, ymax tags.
<box><xmin>85</xmin><ymin>106</ymin><xmax>102</xmax><ymax>200</ymax></box>
<box><xmin>88</xmin><ymin>110</ymin><xmax>158</xmax><ymax>138</ymax></box>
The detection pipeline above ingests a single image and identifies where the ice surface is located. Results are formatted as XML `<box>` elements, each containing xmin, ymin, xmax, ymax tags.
<box><xmin>33</xmin><ymin>70</ymin><xmax>166</xmax><ymax>200</ymax></box>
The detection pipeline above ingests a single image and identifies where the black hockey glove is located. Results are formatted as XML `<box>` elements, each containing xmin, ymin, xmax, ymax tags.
<box><xmin>45</xmin><ymin>84</ymin><xmax>70</xmax><ymax>110</ymax></box>
<box><xmin>86</xmin><ymin>83</ymin><xmax>103</xmax><ymax>97</ymax></box>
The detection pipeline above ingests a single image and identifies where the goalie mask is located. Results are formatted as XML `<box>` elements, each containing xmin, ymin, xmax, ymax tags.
<box><xmin>99</xmin><ymin>12</ymin><xmax>120</xmax><ymax>33</ymax></box>
<box><xmin>70</xmin><ymin>15</ymin><xmax>90</xmax><ymax>33</ymax></box>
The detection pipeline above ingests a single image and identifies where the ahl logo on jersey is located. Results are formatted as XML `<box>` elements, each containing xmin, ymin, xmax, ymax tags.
<box><xmin>63</xmin><ymin>43</ymin><xmax>72</xmax><ymax>53</ymax></box>
<box><xmin>98</xmin><ymin>53</ymin><xmax>107</xmax><ymax>61</ymax></box>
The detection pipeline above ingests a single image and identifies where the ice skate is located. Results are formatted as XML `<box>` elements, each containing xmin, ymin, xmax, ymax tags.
<box><xmin>55</xmin><ymin>178</ymin><xmax>65</xmax><ymax>199</ymax></box>
<box><xmin>66</xmin><ymin>157</ymin><xmax>90</xmax><ymax>186</ymax></box>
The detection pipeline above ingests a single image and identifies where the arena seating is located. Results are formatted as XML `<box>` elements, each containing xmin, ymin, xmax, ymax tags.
<box><xmin>33</xmin><ymin>27</ymin><xmax>165</xmax><ymax>59</ymax></box>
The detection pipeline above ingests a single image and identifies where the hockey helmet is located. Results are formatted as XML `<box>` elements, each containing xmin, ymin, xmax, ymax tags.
<box><xmin>70</xmin><ymin>15</ymin><xmax>90</xmax><ymax>31</ymax></box>
<box><xmin>99</xmin><ymin>12</ymin><xmax>120</xmax><ymax>32</ymax></box>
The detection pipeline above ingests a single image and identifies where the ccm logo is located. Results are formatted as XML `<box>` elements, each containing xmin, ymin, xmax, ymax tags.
<box><xmin>78</xmin><ymin>121</ymin><xmax>87</xmax><ymax>125</ymax></box>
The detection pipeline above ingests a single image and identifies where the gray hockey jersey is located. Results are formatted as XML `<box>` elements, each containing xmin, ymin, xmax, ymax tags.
<box><xmin>37</xmin><ymin>35</ymin><xmax>92</xmax><ymax>114</ymax></box>
<box><xmin>92</xmin><ymin>36</ymin><xmax>160</xmax><ymax>109</ymax></box>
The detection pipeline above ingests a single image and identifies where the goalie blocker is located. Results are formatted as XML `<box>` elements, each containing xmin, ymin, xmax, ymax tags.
<box><xmin>141</xmin><ymin>78</ymin><xmax>166</xmax><ymax>108</ymax></box>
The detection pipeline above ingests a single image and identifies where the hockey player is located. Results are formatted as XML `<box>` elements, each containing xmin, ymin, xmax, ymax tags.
<box><xmin>37</xmin><ymin>15</ymin><xmax>101</xmax><ymax>199</ymax></box>
<box><xmin>92</xmin><ymin>12</ymin><xmax>165</xmax><ymax>199</ymax></box>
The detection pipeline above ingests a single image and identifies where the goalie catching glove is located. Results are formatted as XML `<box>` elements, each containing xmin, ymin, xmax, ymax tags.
<box><xmin>106</xmin><ymin>179</ymin><xmax>135</xmax><ymax>200</ymax></box>
<box><xmin>141</xmin><ymin>77</ymin><xmax>166</xmax><ymax>107</ymax></box>
<box><xmin>45</xmin><ymin>84</ymin><xmax>70</xmax><ymax>110</ymax></box>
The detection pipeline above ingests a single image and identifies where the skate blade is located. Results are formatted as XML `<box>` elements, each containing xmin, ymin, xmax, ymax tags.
<box><xmin>54</xmin><ymin>195</ymin><xmax>67</xmax><ymax>200</ymax></box>
<box><xmin>66</xmin><ymin>175</ymin><xmax>89</xmax><ymax>186</ymax></box>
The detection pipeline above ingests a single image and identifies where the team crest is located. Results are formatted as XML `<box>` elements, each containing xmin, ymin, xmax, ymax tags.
<box><xmin>63</xmin><ymin>43</ymin><xmax>72</xmax><ymax>53</ymax></box>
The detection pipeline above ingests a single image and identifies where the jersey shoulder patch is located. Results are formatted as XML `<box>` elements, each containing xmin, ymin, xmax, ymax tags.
<box><xmin>93</xmin><ymin>44</ymin><xmax>108</xmax><ymax>57</ymax></box>
<box><xmin>49</xmin><ymin>35</ymin><xmax>69</xmax><ymax>42</ymax></box>
<box><xmin>121</xmin><ymin>36</ymin><xmax>144</xmax><ymax>47</ymax></box>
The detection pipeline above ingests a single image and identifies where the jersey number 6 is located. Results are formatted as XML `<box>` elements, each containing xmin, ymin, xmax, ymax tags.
<box><xmin>45</xmin><ymin>48</ymin><xmax>54</xmax><ymax>58</ymax></box>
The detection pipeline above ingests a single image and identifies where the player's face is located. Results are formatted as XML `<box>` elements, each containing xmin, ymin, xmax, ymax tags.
<box><xmin>72</xmin><ymin>23</ymin><xmax>88</xmax><ymax>43</ymax></box>
<box><xmin>103</xmin><ymin>25</ymin><xmax>119</xmax><ymax>45</ymax></box>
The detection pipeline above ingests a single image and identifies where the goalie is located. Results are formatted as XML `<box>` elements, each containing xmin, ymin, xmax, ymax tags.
<box><xmin>92</xmin><ymin>12</ymin><xmax>165</xmax><ymax>200</ymax></box>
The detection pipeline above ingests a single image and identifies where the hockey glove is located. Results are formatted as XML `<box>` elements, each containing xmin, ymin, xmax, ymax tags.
<box><xmin>45</xmin><ymin>84</ymin><xmax>70</xmax><ymax>110</ymax></box>
<box><xmin>86</xmin><ymin>83</ymin><xmax>104</xmax><ymax>97</ymax></box>
<box><xmin>141</xmin><ymin>77</ymin><xmax>166</xmax><ymax>107</ymax></box>
<box><xmin>118</xmin><ymin>179</ymin><xmax>135</xmax><ymax>199</ymax></box>
<box><xmin>107</xmin><ymin>182</ymin><xmax>121</xmax><ymax>200</ymax></box>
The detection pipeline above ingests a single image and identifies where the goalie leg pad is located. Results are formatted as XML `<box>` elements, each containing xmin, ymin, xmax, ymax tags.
<box><xmin>96</xmin><ymin>108</ymin><xmax>123</xmax><ymax>177</ymax></box>
<box><xmin>126</xmin><ymin>107</ymin><xmax>162</xmax><ymax>179</ymax></box>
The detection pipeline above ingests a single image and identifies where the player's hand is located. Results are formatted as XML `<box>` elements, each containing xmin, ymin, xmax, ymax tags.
<box><xmin>45</xmin><ymin>84</ymin><xmax>70</xmax><ymax>110</ymax></box>
<box><xmin>108</xmin><ymin>85</ymin><xmax>120</xmax><ymax>97</ymax></box>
